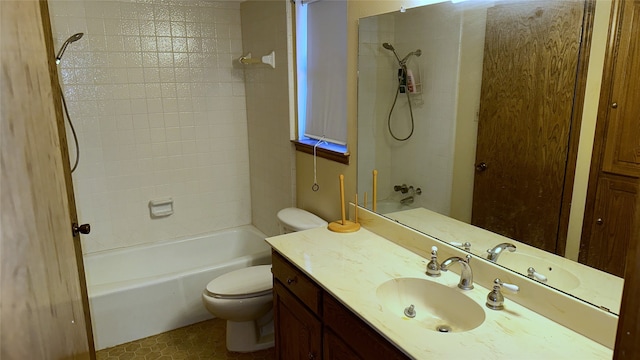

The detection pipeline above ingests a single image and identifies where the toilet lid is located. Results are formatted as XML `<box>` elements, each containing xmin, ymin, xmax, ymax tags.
<box><xmin>277</xmin><ymin>207</ymin><xmax>327</xmax><ymax>232</ymax></box>
<box><xmin>205</xmin><ymin>265</ymin><xmax>272</xmax><ymax>299</ymax></box>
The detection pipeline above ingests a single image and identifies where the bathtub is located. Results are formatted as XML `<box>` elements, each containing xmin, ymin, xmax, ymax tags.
<box><xmin>85</xmin><ymin>225</ymin><xmax>271</xmax><ymax>350</ymax></box>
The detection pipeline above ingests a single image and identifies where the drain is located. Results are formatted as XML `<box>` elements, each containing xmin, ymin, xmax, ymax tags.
<box><xmin>436</xmin><ymin>325</ymin><xmax>452</xmax><ymax>333</ymax></box>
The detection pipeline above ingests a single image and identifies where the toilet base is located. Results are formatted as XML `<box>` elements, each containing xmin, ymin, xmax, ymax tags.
<box><xmin>226</xmin><ymin>309</ymin><xmax>274</xmax><ymax>352</ymax></box>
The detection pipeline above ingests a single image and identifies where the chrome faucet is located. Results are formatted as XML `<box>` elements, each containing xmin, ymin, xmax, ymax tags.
<box><xmin>486</xmin><ymin>242</ymin><xmax>516</xmax><ymax>262</ymax></box>
<box><xmin>399</xmin><ymin>186</ymin><xmax>421</xmax><ymax>205</ymax></box>
<box><xmin>440</xmin><ymin>255</ymin><xmax>473</xmax><ymax>290</ymax></box>
<box><xmin>486</xmin><ymin>278</ymin><xmax>519</xmax><ymax>310</ymax></box>
<box><xmin>400</xmin><ymin>194</ymin><xmax>415</xmax><ymax>205</ymax></box>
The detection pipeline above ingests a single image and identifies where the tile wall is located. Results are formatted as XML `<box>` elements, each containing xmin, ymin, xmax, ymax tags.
<box><xmin>49</xmin><ymin>0</ymin><xmax>254</xmax><ymax>253</ymax></box>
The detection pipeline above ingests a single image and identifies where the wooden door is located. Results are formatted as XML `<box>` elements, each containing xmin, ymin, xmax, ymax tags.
<box><xmin>1</xmin><ymin>1</ymin><xmax>91</xmax><ymax>358</ymax></box>
<box><xmin>273</xmin><ymin>281</ymin><xmax>322</xmax><ymax>360</ymax></box>
<box><xmin>472</xmin><ymin>0</ymin><xmax>585</xmax><ymax>253</ymax></box>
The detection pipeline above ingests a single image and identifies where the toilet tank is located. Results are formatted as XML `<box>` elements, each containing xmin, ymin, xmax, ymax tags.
<box><xmin>277</xmin><ymin>208</ymin><xmax>328</xmax><ymax>234</ymax></box>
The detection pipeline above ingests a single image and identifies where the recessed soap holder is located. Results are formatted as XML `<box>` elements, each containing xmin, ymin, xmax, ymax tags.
<box><xmin>149</xmin><ymin>198</ymin><xmax>173</xmax><ymax>218</ymax></box>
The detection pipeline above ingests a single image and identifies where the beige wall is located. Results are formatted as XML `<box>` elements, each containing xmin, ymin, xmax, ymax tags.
<box><xmin>565</xmin><ymin>0</ymin><xmax>612</xmax><ymax>260</ymax></box>
<box><xmin>241</xmin><ymin>0</ymin><xmax>296</xmax><ymax>236</ymax></box>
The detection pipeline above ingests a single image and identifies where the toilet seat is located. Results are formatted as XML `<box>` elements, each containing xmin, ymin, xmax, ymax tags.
<box><xmin>205</xmin><ymin>265</ymin><xmax>272</xmax><ymax>299</ymax></box>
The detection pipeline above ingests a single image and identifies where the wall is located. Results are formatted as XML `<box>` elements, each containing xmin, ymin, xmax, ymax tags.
<box><xmin>49</xmin><ymin>0</ymin><xmax>251</xmax><ymax>253</ymax></box>
<box><xmin>564</xmin><ymin>0</ymin><xmax>611</xmax><ymax>260</ymax></box>
<box><xmin>241</xmin><ymin>0</ymin><xmax>296</xmax><ymax>236</ymax></box>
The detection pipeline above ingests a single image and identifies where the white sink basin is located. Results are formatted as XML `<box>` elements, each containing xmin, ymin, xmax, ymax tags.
<box><xmin>376</xmin><ymin>277</ymin><xmax>485</xmax><ymax>333</ymax></box>
<box><xmin>496</xmin><ymin>252</ymin><xmax>580</xmax><ymax>290</ymax></box>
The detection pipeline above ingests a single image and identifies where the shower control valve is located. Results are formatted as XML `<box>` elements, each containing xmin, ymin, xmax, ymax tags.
<box><xmin>394</xmin><ymin>184</ymin><xmax>409</xmax><ymax>194</ymax></box>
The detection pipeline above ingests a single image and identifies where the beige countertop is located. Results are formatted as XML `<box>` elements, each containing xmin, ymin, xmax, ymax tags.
<box><xmin>266</xmin><ymin>225</ymin><xmax>612</xmax><ymax>359</ymax></box>
<box><xmin>385</xmin><ymin>207</ymin><xmax>624</xmax><ymax>314</ymax></box>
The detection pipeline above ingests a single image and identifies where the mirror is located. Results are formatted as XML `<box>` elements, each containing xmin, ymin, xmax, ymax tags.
<box><xmin>356</xmin><ymin>0</ymin><xmax>624</xmax><ymax>314</ymax></box>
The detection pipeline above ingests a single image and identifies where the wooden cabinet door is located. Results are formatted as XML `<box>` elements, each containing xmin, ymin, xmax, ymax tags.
<box><xmin>323</xmin><ymin>328</ymin><xmax>362</xmax><ymax>360</ymax></box>
<box><xmin>602</xmin><ymin>0</ymin><xmax>640</xmax><ymax>177</ymax></box>
<box><xmin>472</xmin><ymin>0</ymin><xmax>585</xmax><ymax>253</ymax></box>
<box><xmin>580</xmin><ymin>175</ymin><xmax>638</xmax><ymax>277</ymax></box>
<box><xmin>273</xmin><ymin>281</ymin><xmax>322</xmax><ymax>360</ymax></box>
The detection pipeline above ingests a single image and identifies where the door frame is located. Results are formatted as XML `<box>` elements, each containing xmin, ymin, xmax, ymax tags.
<box><xmin>38</xmin><ymin>1</ymin><xmax>96</xmax><ymax>356</ymax></box>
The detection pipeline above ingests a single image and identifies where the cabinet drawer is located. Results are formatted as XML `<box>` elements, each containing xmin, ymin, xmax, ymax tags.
<box><xmin>272</xmin><ymin>251</ymin><xmax>322</xmax><ymax>315</ymax></box>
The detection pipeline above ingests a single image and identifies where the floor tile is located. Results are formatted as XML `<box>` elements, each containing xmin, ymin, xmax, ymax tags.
<box><xmin>96</xmin><ymin>319</ymin><xmax>275</xmax><ymax>360</ymax></box>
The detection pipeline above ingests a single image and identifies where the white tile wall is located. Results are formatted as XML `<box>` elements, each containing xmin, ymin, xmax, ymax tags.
<box><xmin>49</xmin><ymin>0</ymin><xmax>253</xmax><ymax>253</ymax></box>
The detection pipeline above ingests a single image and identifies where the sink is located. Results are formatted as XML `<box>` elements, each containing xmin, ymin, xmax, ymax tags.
<box><xmin>376</xmin><ymin>277</ymin><xmax>485</xmax><ymax>333</ymax></box>
<box><xmin>496</xmin><ymin>252</ymin><xmax>580</xmax><ymax>290</ymax></box>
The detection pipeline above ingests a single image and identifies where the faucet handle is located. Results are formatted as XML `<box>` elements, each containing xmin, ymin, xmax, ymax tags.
<box><xmin>426</xmin><ymin>246</ymin><xmax>441</xmax><ymax>277</ymax></box>
<box><xmin>394</xmin><ymin>184</ymin><xmax>409</xmax><ymax>194</ymax></box>
<box><xmin>486</xmin><ymin>278</ymin><xmax>519</xmax><ymax>310</ymax></box>
<box><xmin>527</xmin><ymin>267</ymin><xmax>548</xmax><ymax>283</ymax></box>
<box><xmin>499</xmin><ymin>280</ymin><xmax>519</xmax><ymax>293</ymax></box>
<box><xmin>449</xmin><ymin>241</ymin><xmax>472</xmax><ymax>251</ymax></box>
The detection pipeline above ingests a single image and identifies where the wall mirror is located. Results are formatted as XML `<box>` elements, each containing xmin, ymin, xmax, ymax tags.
<box><xmin>356</xmin><ymin>0</ymin><xmax>624</xmax><ymax>314</ymax></box>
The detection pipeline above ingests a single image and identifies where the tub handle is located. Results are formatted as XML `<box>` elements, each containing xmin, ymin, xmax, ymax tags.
<box><xmin>286</xmin><ymin>276</ymin><xmax>297</xmax><ymax>285</ymax></box>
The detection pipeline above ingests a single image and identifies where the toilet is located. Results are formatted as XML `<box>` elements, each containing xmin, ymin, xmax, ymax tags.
<box><xmin>202</xmin><ymin>207</ymin><xmax>327</xmax><ymax>352</ymax></box>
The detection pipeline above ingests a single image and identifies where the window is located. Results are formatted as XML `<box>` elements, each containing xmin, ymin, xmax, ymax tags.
<box><xmin>294</xmin><ymin>0</ymin><xmax>349</xmax><ymax>162</ymax></box>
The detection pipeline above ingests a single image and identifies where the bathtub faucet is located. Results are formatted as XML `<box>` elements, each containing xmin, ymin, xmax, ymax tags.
<box><xmin>399</xmin><ymin>186</ymin><xmax>422</xmax><ymax>205</ymax></box>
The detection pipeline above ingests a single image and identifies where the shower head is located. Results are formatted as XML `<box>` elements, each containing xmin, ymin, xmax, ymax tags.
<box><xmin>55</xmin><ymin>33</ymin><xmax>84</xmax><ymax>64</ymax></box>
<box><xmin>400</xmin><ymin>49</ymin><xmax>422</xmax><ymax>63</ymax></box>
<box><xmin>382</xmin><ymin>42</ymin><xmax>402</xmax><ymax>63</ymax></box>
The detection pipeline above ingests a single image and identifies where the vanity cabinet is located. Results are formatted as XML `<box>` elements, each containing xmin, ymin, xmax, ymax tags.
<box><xmin>273</xmin><ymin>281</ymin><xmax>322</xmax><ymax>359</ymax></box>
<box><xmin>271</xmin><ymin>251</ymin><xmax>410</xmax><ymax>360</ymax></box>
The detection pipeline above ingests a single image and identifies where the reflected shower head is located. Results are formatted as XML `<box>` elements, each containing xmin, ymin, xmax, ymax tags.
<box><xmin>382</xmin><ymin>42</ymin><xmax>401</xmax><ymax>63</ymax></box>
<box><xmin>383</xmin><ymin>43</ymin><xmax>422</xmax><ymax>66</ymax></box>
<box><xmin>401</xmin><ymin>49</ymin><xmax>422</xmax><ymax>63</ymax></box>
<box><xmin>55</xmin><ymin>33</ymin><xmax>84</xmax><ymax>64</ymax></box>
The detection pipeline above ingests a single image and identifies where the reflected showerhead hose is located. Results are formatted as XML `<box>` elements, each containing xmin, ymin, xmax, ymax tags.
<box><xmin>382</xmin><ymin>43</ymin><xmax>422</xmax><ymax>141</ymax></box>
<box><xmin>55</xmin><ymin>33</ymin><xmax>84</xmax><ymax>173</ymax></box>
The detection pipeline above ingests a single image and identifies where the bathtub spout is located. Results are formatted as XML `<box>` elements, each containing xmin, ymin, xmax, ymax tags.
<box><xmin>400</xmin><ymin>196</ymin><xmax>414</xmax><ymax>205</ymax></box>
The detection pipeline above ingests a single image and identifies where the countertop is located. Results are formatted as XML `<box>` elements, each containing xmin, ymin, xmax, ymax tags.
<box><xmin>266</xmin><ymin>226</ymin><xmax>612</xmax><ymax>359</ymax></box>
<box><xmin>385</xmin><ymin>207</ymin><xmax>624</xmax><ymax>314</ymax></box>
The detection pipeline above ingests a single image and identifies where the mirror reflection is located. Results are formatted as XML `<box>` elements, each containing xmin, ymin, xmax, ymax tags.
<box><xmin>356</xmin><ymin>0</ymin><xmax>624</xmax><ymax>314</ymax></box>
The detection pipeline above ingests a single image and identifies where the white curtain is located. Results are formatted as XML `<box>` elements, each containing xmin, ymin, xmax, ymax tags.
<box><xmin>299</xmin><ymin>0</ymin><xmax>348</xmax><ymax>145</ymax></box>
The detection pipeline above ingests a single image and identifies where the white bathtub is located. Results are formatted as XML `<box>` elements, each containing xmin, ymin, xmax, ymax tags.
<box><xmin>85</xmin><ymin>225</ymin><xmax>271</xmax><ymax>350</ymax></box>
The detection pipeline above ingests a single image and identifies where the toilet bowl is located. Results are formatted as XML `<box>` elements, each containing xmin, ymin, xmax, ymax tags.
<box><xmin>202</xmin><ymin>208</ymin><xmax>327</xmax><ymax>352</ymax></box>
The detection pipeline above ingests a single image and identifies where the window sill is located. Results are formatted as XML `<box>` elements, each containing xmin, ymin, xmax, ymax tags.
<box><xmin>292</xmin><ymin>139</ymin><xmax>350</xmax><ymax>165</ymax></box>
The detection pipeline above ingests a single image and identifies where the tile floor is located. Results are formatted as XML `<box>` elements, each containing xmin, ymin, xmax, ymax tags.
<box><xmin>96</xmin><ymin>318</ymin><xmax>275</xmax><ymax>360</ymax></box>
